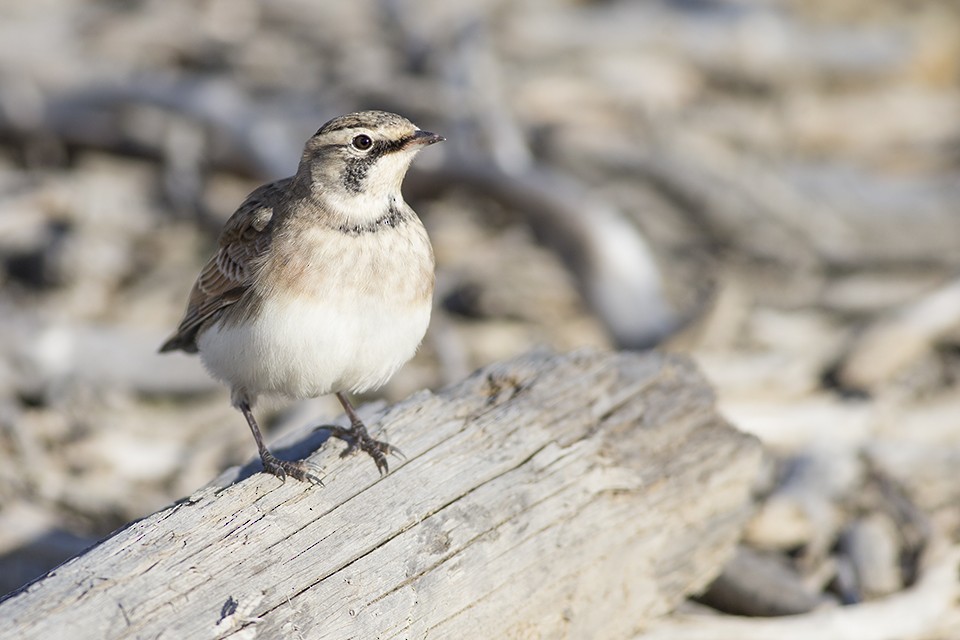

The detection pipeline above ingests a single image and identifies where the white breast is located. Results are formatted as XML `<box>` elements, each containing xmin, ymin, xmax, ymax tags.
<box><xmin>197</xmin><ymin>217</ymin><xmax>434</xmax><ymax>402</ymax></box>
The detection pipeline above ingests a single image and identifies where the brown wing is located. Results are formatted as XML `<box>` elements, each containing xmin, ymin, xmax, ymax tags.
<box><xmin>159</xmin><ymin>178</ymin><xmax>291</xmax><ymax>354</ymax></box>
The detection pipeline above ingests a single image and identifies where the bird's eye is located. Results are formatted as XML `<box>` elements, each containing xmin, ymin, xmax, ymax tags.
<box><xmin>351</xmin><ymin>134</ymin><xmax>373</xmax><ymax>151</ymax></box>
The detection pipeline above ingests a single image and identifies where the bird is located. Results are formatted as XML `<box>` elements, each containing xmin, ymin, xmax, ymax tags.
<box><xmin>160</xmin><ymin>110</ymin><xmax>443</xmax><ymax>483</ymax></box>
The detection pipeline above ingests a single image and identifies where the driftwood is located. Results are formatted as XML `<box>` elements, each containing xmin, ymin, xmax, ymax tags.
<box><xmin>409</xmin><ymin>163</ymin><xmax>679</xmax><ymax>349</ymax></box>
<box><xmin>836</xmin><ymin>276</ymin><xmax>960</xmax><ymax>391</ymax></box>
<box><xmin>0</xmin><ymin>349</ymin><xmax>760</xmax><ymax>639</ymax></box>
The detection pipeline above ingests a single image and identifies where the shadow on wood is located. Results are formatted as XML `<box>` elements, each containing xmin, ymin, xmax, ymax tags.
<box><xmin>0</xmin><ymin>349</ymin><xmax>761</xmax><ymax>639</ymax></box>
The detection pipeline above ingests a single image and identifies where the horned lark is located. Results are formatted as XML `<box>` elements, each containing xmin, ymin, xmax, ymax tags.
<box><xmin>160</xmin><ymin>110</ymin><xmax>443</xmax><ymax>483</ymax></box>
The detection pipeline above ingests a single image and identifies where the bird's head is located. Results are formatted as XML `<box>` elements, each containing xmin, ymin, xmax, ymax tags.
<box><xmin>297</xmin><ymin>110</ymin><xmax>443</xmax><ymax>220</ymax></box>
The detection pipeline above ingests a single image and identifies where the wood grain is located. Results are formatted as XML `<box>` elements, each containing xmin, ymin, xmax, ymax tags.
<box><xmin>0</xmin><ymin>349</ymin><xmax>761</xmax><ymax>640</ymax></box>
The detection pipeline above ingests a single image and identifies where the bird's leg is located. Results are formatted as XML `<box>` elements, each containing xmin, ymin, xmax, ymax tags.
<box><xmin>326</xmin><ymin>392</ymin><xmax>402</xmax><ymax>475</ymax></box>
<box><xmin>238</xmin><ymin>401</ymin><xmax>322</xmax><ymax>484</ymax></box>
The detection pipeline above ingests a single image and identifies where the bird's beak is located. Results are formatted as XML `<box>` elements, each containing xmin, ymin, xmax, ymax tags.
<box><xmin>407</xmin><ymin>130</ymin><xmax>445</xmax><ymax>147</ymax></box>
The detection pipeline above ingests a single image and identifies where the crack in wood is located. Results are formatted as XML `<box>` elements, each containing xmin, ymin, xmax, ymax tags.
<box><xmin>0</xmin><ymin>351</ymin><xmax>761</xmax><ymax>640</ymax></box>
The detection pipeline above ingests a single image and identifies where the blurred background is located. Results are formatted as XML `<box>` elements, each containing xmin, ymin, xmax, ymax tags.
<box><xmin>1</xmin><ymin>0</ymin><xmax>959</xmax><ymax>632</ymax></box>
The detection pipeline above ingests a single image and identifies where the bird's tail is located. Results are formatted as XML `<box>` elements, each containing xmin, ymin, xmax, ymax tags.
<box><xmin>158</xmin><ymin>333</ymin><xmax>198</xmax><ymax>354</ymax></box>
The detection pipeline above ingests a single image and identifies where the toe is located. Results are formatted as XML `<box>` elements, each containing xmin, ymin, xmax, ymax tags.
<box><xmin>266</xmin><ymin>463</ymin><xmax>287</xmax><ymax>483</ymax></box>
<box><xmin>260</xmin><ymin>453</ymin><xmax>324</xmax><ymax>485</ymax></box>
<box><xmin>291</xmin><ymin>464</ymin><xmax>325</xmax><ymax>486</ymax></box>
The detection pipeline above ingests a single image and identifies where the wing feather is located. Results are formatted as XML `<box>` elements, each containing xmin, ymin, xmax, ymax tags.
<box><xmin>159</xmin><ymin>178</ymin><xmax>290</xmax><ymax>353</ymax></box>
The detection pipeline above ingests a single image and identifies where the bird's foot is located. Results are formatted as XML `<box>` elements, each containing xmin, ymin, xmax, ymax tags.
<box><xmin>325</xmin><ymin>423</ymin><xmax>403</xmax><ymax>475</ymax></box>
<box><xmin>259</xmin><ymin>451</ymin><xmax>324</xmax><ymax>485</ymax></box>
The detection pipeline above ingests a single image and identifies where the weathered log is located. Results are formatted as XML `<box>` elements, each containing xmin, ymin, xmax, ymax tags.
<box><xmin>0</xmin><ymin>349</ymin><xmax>760</xmax><ymax>640</ymax></box>
<box><xmin>836</xmin><ymin>276</ymin><xmax>960</xmax><ymax>391</ymax></box>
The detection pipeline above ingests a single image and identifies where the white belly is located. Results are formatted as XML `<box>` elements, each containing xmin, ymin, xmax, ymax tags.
<box><xmin>197</xmin><ymin>292</ymin><xmax>431</xmax><ymax>400</ymax></box>
<box><xmin>197</xmin><ymin>206</ymin><xmax>434</xmax><ymax>403</ymax></box>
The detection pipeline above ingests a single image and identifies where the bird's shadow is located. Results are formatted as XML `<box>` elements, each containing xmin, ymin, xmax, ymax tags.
<box><xmin>220</xmin><ymin>424</ymin><xmax>346</xmax><ymax>485</ymax></box>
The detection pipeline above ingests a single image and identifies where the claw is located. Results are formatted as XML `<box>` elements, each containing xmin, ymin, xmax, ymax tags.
<box><xmin>326</xmin><ymin>425</ymin><xmax>398</xmax><ymax>475</ymax></box>
<box><xmin>241</xmin><ymin>401</ymin><xmax>323</xmax><ymax>485</ymax></box>
<box><xmin>260</xmin><ymin>452</ymin><xmax>324</xmax><ymax>485</ymax></box>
